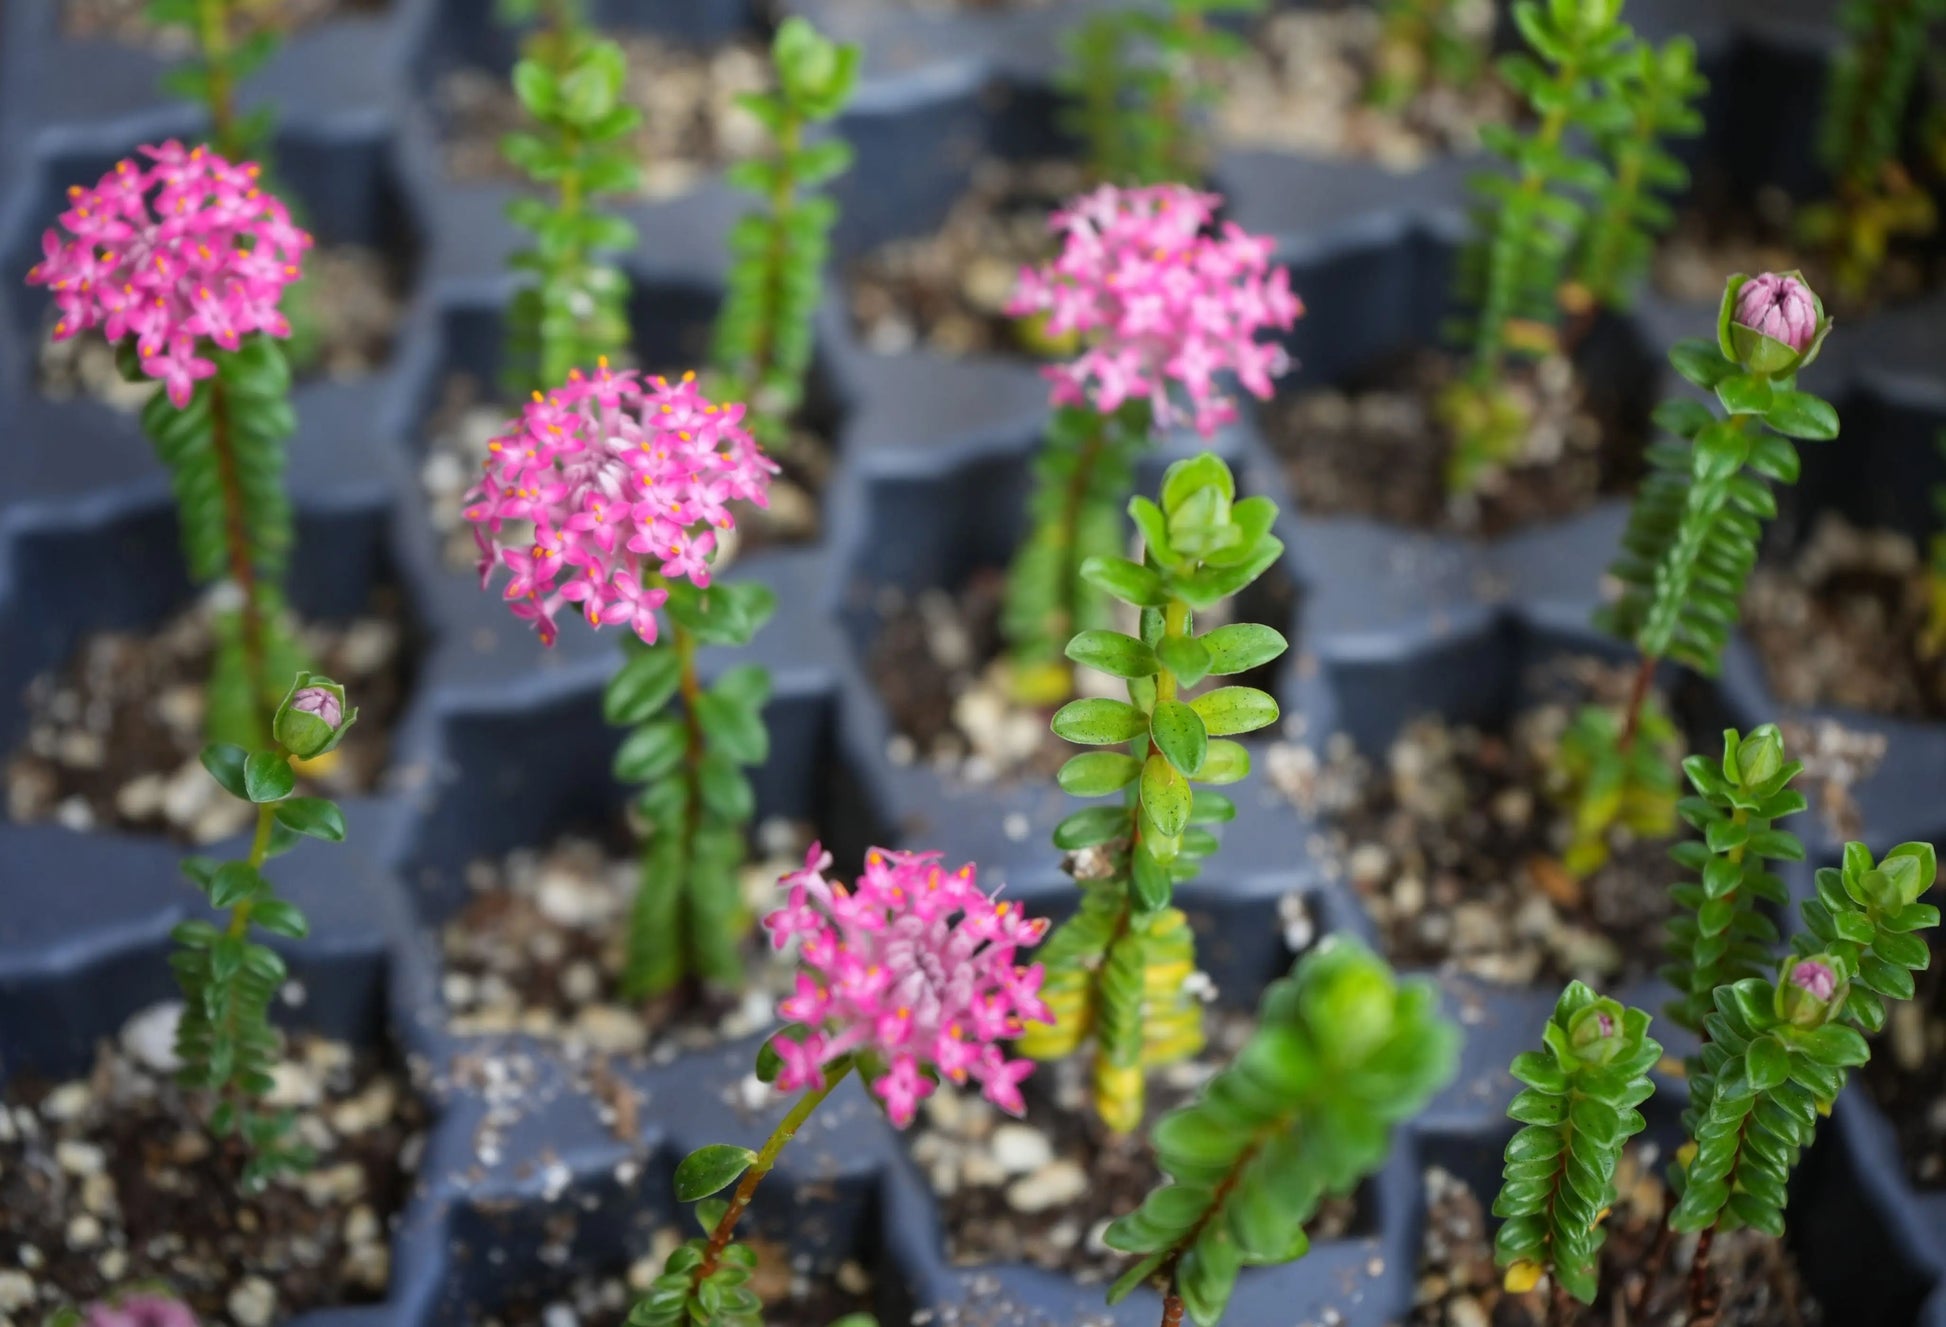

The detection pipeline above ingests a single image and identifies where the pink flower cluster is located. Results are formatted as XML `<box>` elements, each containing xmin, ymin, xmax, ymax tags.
<box><xmin>26</xmin><ymin>141</ymin><xmax>310</xmax><ymax>407</ymax></box>
<box><xmin>763</xmin><ymin>845</ymin><xmax>1053</xmax><ymax>1128</ymax></box>
<box><xmin>464</xmin><ymin>365</ymin><xmax>778</xmax><ymax>646</ymax></box>
<box><xmin>1008</xmin><ymin>184</ymin><xmax>1303</xmax><ymax>438</ymax></box>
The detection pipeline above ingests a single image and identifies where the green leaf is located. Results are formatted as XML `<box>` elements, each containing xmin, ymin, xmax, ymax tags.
<box><xmin>274</xmin><ymin>797</ymin><xmax>346</xmax><ymax>842</ymax></box>
<box><xmin>209</xmin><ymin>862</ymin><xmax>266</xmax><ymax>910</ymax></box>
<box><xmin>1066</xmin><ymin>630</ymin><xmax>1159</xmax><ymax>679</ymax></box>
<box><xmin>1761</xmin><ymin>391</ymin><xmax>1838</xmax><ymax>441</ymax></box>
<box><xmin>606</xmin><ymin>648</ymin><xmax>684</xmax><ymax>725</ymax></box>
<box><xmin>1054</xmin><ymin>805</ymin><xmax>1132</xmax><ymax>850</ymax></box>
<box><xmin>1150</xmin><ymin>700</ymin><xmax>1209</xmax><ymax>776</ymax></box>
<box><xmin>1052</xmin><ymin>698</ymin><xmax>1149</xmax><ymax>745</ymax></box>
<box><xmin>1200</xmin><ymin>623</ymin><xmax>1288</xmax><ymax>676</ymax></box>
<box><xmin>1058</xmin><ymin>751</ymin><xmax>1143</xmax><ymax>797</ymax></box>
<box><xmin>674</xmin><ymin>1145</ymin><xmax>757</xmax><ymax>1202</ymax></box>
<box><xmin>696</xmin><ymin>690</ymin><xmax>769</xmax><ymax>765</ymax></box>
<box><xmin>1157</xmin><ymin>635</ymin><xmax>1212</xmax><ymax>687</ymax></box>
<box><xmin>251</xmin><ymin>898</ymin><xmax>309</xmax><ymax>939</ymax></box>
<box><xmin>1080</xmin><ymin>556</ymin><xmax>1168</xmax><ymax>607</ymax></box>
<box><xmin>1188</xmin><ymin>687</ymin><xmax>1279</xmax><ymax>737</ymax></box>
<box><xmin>243</xmin><ymin>751</ymin><xmax>295</xmax><ymax>803</ymax></box>
<box><xmin>1745</xmin><ymin>1036</ymin><xmax>1790</xmax><ymax>1092</ymax></box>
<box><xmin>614</xmin><ymin>717</ymin><xmax>688</xmax><ymax>783</ymax></box>
<box><xmin>200</xmin><ymin>744</ymin><xmax>250</xmax><ymax>800</ymax></box>
<box><xmin>1140</xmin><ymin>754</ymin><xmax>1192</xmax><ymax>837</ymax></box>
<box><xmin>1198</xmin><ymin>740</ymin><xmax>1250</xmax><ymax>784</ymax></box>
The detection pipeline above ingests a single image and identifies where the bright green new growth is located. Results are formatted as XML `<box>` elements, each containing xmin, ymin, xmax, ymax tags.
<box><xmin>1597</xmin><ymin>278</ymin><xmax>1838</xmax><ymax>675</ymax></box>
<box><xmin>1804</xmin><ymin>0</ymin><xmax>1945</xmax><ymax>300</ymax></box>
<box><xmin>1492</xmin><ymin>985</ymin><xmax>1658</xmax><ymax>1304</ymax></box>
<box><xmin>1024</xmin><ymin>454</ymin><xmax>1288</xmax><ymax>1134</ymax></box>
<box><xmin>1059</xmin><ymin>0</ymin><xmax>1265</xmax><ymax>185</ymax></box>
<box><xmin>605</xmin><ymin>582</ymin><xmax>777</xmax><ymax>1000</ymax></box>
<box><xmin>172</xmin><ymin>675</ymin><xmax>356</xmax><ymax>1190</ymax></box>
<box><xmin>1003</xmin><ymin>403</ymin><xmax>1147</xmax><ymax>702</ymax></box>
<box><xmin>124</xmin><ymin>336</ymin><xmax>306</xmax><ymax>750</ymax></box>
<box><xmin>1369</xmin><ymin>0</ymin><xmax>1488</xmax><ymax>111</ymax></box>
<box><xmin>1103</xmin><ymin>941</ymin><xmax>1459</xmax><ymax>1327</ymax></box>
<box><xmin>1440</xmin><ymin>0</ymin><xmax>1632</xmax><ymax>495</ymax></box>
<box><xmin>1670</xmin><ymin>841</ymin><xmax>1938</xmax><ymax>1242</ymax></box>
<box><xmin>501</xmin><ymin>0</ymin><xmax>640</xmax><ymax>394</ymax></box>
<box><xmin>1569</xmin><ymin>36</ymin><xmax>1706</xmax><ymax>313</ymax></box>
<box><xmin>1662</xmin><ymin>726</ymin><xmax>1803</xmax><ymax>1038</ymax></box>
<box><xmin>711</xmin><ymin>19</ymin><xmax>858</xmax><ymax>450</ymax></box>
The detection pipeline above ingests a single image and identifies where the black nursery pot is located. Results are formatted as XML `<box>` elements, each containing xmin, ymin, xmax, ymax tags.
<box><xmin>2</xmin><ymin>0</ymin><xmax>1945</xmax><ymax>1322</ymax></box>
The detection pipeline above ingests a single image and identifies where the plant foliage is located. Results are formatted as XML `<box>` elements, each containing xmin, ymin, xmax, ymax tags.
<box><xmin>1369</xmin><ymin>0</ymin><xmax>1489</xmax><ymax>111</ymax></box>
<box><xmin>1023</xmin><ymin>454</ymin><xmax>1289</xmax><ymax>1132</ymax></box>
<box><xmin>711</xmin><ymin>18</ymin><xmax>858</xmax><ymax>449</ymax></box>
<box><xmin>1103</xmin><ymin>941</ymin><xmax>1459</xmax><ymax>1326</ymax></box>
<box><xmin>605</xmin><ymin>580</ymin><xmax>777</xmax><ymax>999</ymax></box>
<box><xmin>1492</xmin><ymin>984</ymin><xmax>1659</xmax><ymax>1303</ymax></box>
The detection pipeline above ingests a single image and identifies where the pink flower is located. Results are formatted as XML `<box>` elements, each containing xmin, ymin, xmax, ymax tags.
<box><xmin>85</xmin><ymin>1296</ymin><xmax>199</xmax><ymax>1327</ymax></box>
<box><xmin>464</xmin><ymin>367</ymin><xmax>778</xmax><ymax>646</ymax></box>
<box><xmin>760</xmin><ymin>844</ymin><xmax>1053</xmax><ymax>1127</ymax></box>
<box><xmin>1733</xmin><ymin>273</ymin><xmax>1817</xmax><ymax>353</ymax></box>
<box><xmin>1788</xmin><ymin>959</ymin><xmax>1836</xmax><ymax>1002</ymax></box>
<box><xmin>1009</xmin><ymin>185</ymin><xmax>1303</xmax><ymax>438</ymax></box>
<box><xmin>25</xmin><ymin>143</ymin><xmax>309</xmax><ymax>405</ymax></box>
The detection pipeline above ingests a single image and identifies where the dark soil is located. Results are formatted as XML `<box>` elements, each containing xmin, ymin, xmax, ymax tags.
<box><xmin>1408</xmin><ymin>1153</ymin><xmax>1824</xmax><ymax>1326</ymax></box>
<box><xmin>61</xmin><ymin>0</ymin><xmax>385</xmax><ymax>45</ymax></box>
<box><xmin>437</xmin><ymin>34</ymin><xmax>768</xmax><ymax>199</ymax></box>
<box><xmin>909</xmin><ymin>1010</ymin><xmax>1363</xmax><ymax>1283</ymax></box>
<box><xmin>1263</xmin><ymin>349</ymin><xmax>1645</xmax><ymax>537</ymax></box>
<box><xmin>5</xmin><ymin>590</ymin><xmax>413</xmax><ymax>844</ymax></box>
<box><xmin>421</xmin><ymin>372</ymin><xmax>828</xmax><ymax>574</ymax></box>
<box><xmin>0</xmin><ymin>1025</ymin><xmax>425</xmax><ymax>1325</ymax></box>
<box><xmin>1860</xmin><ymin>929</ymin><xmax>1946</xmax><ymax>1186</ymax></box>
<box><xmin>477</xmin><ymin>1235</ymin><xmax>875</xmax><ymax>1327</ymax></box>
<box><xmin>1743</xmin><ymin>515</ymin><xmax>1946</xmax><ymax>722</ymax></box>
<box><xmin>845</xmin><ymin>158</ymin><xmax>1084</xmax><ymax>359</ymax></box>
<box><xmin>1270</xmin><ymin>656</ymin><xmax>1677</xmax><ymax>989</ymax></box>
<box><xmin>1654</xmin><ymin>181</ymin><xmax>1946</xmax><ymax>317</ymax></box>
<box><xmin>865</xmin><ymin>569</ymin><xmax>1069</xmax><ymax>785</ymax></box>
<box><xmin>439</xmin><ymin>828</ymin><xmax>810</xmax><ymax>1062</ymax></box>
<box><xmin>37</xmin><ymin>245</ymin><xmax>405</xmax><ymax>408</ymax></box>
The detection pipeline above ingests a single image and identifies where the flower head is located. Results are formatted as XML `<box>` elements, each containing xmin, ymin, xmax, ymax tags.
<box><xmin>1719</xmin><ymin>270</ymin><xmax>1830</xmax><ymax>376</ymax></box>
<box><xmin>25</xmin><ymin>141</ymin><xmax>311</xmax><ymax>407</ymax></box>
<box><xmin>273</xmin><ymin>672</ymin><xmax>357</xmax><ymax>759</ymax></box>
<box><xmin>1007</xmin><ymin>184</ymin><xmax>1302</xmax><ymax>438</ymax></box>
<box><xmin>463</xmin><ymin>365</ymin><xmax>778</xmax><ymax>646</ymax></box>
<box><xmin>761</xmin><ymin>844</ymin><xmax>1053</xmax><ymax>1127</ymax></box>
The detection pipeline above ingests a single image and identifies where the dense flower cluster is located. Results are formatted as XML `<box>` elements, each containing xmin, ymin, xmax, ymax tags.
<box><xmin>1732</xmin><ymin>272</ymin><xmax>1817</xmax><ymax>354</ymax></box>
<box><xmin>762</xmin><ymin>844</ymin><xmax>1053</xmax><ymax>1127</ymax></box>
<box><xmin>25</xmin><ymin>141</ymin><xmax>310</xmax><ymax>407</ymax></box>
<box><xmin>464</xmin><ymin>365</ymin><xmax>778</xmax><ymax>646</ymax></box>
<box><xmin>1007</xmin><ymin>183</ymin><xmax>1303</xmax><ymax>437</ymax></box>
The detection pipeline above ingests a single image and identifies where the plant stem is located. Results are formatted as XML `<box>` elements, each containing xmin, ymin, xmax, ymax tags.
<box><xmin>736</xmin><ymin>108</ymin><xmax>801</xmax><ymax>432</ymax></box>
<box><xmin>1469</xmin><ymin>53</ymin><xmax>1583</xmax><ymax>387</ymax></box>
<box><xmin>1686</xmin><ymin>1227</ymin><xmax>1718</xmax><ymax>1322</ymax></box>
<box><xmin>227</xmin><ymin>791</ymin><xmax>279</xmax><ymax>940</ymax></box>
<box><xmin>673</xmin><ymin>619</ymin><xmax>705</xmax><ymax>977</ymax></box>
<box><xmin>695</xmin><ymin>1065</ymin><xmax>850</xmax><ymax>1281</ymax></box>
<box><xmin>1615</xmin><ymin>652</ymin><xmax>1657</xmax><ymax>754</ymax></box>
<box><xmin>207</xmin><ymin>376</ymin><xmax>272</xmax><ymax>740</ymax></box>
<box><xmin>1547</xmin><ymin>1279</ymin><xmax>1576</xmax><ymax>1327</ymax></box>
<box><xmin>1159</xmin><ymin>1289</ymin><xmax>1185</xmax><ymax>1327</ymax></box>
<box><xmin>196</xmin><ymin>0</ymin><xmax>239</xmax><ymax>157</ymax></box>
<box><xmin>1047</xmin><ymin>415</ymin><xmax>1111</xmax><ymax>680</ymax></box>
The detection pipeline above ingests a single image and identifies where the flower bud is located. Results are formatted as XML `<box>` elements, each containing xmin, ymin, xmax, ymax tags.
<box><xmin>273</xmin><ymin>672</ymin><xmax>357</xmax><ymax>760</ymax></box>
<box><xmin>1775</xmin><ymin>956</ymin><xmax>1845</xmax><ymax>1029</ymax></box>
<box><xmin>86</xmin><ymin>1295</ymin><xmax>198</xmax><ymax>1327</ymax></box>
<box><xmin>1566</xmin><ymin>998</ymin><xmax>1627</xmax><ymax>1066</ymax></box>
<box><xmin>1734</xmin><ymin>726</ymin><xmax>1785</xmax><ymax>787</ymax></box>
<box><xmin>1719</xmin><ymin>271</ymin><xmax>1828</xmax><ymax>376</ymax></box>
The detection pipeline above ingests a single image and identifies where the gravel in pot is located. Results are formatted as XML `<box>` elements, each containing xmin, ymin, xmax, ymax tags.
<box><xmin>0</xmin><ymin>1008</ymin><xmax>426</xmax><ymax>1325</ymax></box>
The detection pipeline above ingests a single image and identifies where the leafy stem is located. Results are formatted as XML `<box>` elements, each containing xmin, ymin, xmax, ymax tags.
<box><xmin>195</xmin><ymin>0</ymin><xmax>239</xmax><ymax>154</ymax></box>
<box><xmin>207</xmin><ymin>375</ymin><xmax>272</xmax><ymax>742</ymax></box>
<box><xmin>694</xmin><ymin>1064</ymin><xmax>851</xmax><ymax>1283</ymax></box>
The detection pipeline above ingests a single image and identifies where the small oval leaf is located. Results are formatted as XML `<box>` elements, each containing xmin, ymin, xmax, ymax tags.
<box><xmin>675</xmin><ymin>1144</ymin><xmax>757</xmax><ymax>1202</ymax></box>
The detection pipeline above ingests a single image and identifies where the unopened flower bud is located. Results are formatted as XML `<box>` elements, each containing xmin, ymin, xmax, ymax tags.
<box><xmin>1734</xmin><ymin>726</ymin><xmax>1785</xmax><ymax>787</ymax></box>
<box><xmin>1304</xmin><ymin>942</ymin><xmax>1397</xmax><ymax>1063</ymax></box>
<box><xmin>1775</xmin><ymin>956</ymin><xmax>1845</xmax><ymax>1029</ymax></box>
<box><xmin>1721</xmin><ymin>271</ymin><xmax>1827</xmax><ymax>376</ymax></box>
<box><xmin>272</xmin><ymin>673</ymin><xmax>356</xmax><ymax>760</ymax></box>
<box><xmin>86</xmin><ymin>1295</ymin><xmax>198</xmax><ymax>1327</ymax></box>
<box><xmin>1566</xmin><ymin>999</ymin><xmax>1627</xmax><ymax>1066</ymax></box>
